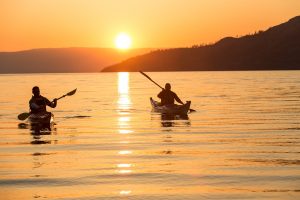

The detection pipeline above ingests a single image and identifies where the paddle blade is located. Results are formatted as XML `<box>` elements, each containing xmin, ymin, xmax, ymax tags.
<box><xmin>18</xmin><ymin>112</ymin><xmax>30</xmax><ymax>120</ymax></box>
<box><xmin>56</xmin><ymin>88</ymin><xmax>77</xmax><ymax>101</ymax></box>
<box><xmin>67</xmin><ymin>88</ymin><xmax>77</xmax><ymax>96</ymax></box>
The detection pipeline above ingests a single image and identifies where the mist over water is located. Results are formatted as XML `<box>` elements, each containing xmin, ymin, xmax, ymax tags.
<box><xmin>0</xmin><ymin>71</ymin><xmax>299</xmax><ymax>200</ymax></box>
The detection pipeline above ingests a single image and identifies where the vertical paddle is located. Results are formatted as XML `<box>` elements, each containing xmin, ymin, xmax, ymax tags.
<box><xmin>139</xmin><ymin>71</ymin><xmax>196</xmax><ymax>112</ymax></box>
<box><xmin>17</xmin><ymin>88</ymin><xmax>77</xmax><ymax>120</ymax></box>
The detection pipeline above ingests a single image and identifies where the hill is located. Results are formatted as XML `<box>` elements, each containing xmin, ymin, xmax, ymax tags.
<box><xmin>0</xmin><ymin>48</ymin><xmax>152</xmax><ymax>73</ymax></box>
<box><xmin>102</xmin><ymin>16</ymin><xmax>300</xmax><ymax>72</ymax></box>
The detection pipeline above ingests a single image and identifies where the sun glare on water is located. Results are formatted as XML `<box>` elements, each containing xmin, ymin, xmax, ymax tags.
<box><xmin>115</xmin><ymin>33</ymin><xmax>132</xmax><ymax>50</ymax></box>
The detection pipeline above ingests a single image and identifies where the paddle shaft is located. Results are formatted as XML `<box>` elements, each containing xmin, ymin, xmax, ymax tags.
<box><xmin>56</xmin><ymin>95</ymin><xmax>66</xmax><ymax>101</ymax></box>
<box><xmin>139</xmin><ymin>71</ymin><xmax>164</xmax><ymax>90</ymax></box>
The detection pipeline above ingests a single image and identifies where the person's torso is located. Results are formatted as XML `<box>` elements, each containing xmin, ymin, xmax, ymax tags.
<box><xmin>160</xmin><ymin>90</ymin><xmax>176</xmax><ymax>105</ymax></box>
<box><xmin>29</xmin><ymin>96</ymin><xmax>48</xmax><ymax>113</ymax></box>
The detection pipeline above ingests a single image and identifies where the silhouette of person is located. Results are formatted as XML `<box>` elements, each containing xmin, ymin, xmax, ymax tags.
<box><xmin>29</xmin><ymin>86</ymin><xmax>57</xmax><ymax>113</ymax></box>
<box><xmin>157</xmin><ymin>83</ymin><xmax>184</xmax><ymax>106</ymax></box>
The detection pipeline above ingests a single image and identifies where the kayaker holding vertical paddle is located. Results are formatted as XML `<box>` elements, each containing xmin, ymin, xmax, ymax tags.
<box><xmin>139</xmin><ymin>71</ymin><xmax>195</xmax><ymax>113</ymax></box>
<box><xmin>29</xmin><ymin>86</ymin><xmax>57</xmax><ymax>113</ymax></box>
<box><xmin>157</xmin><ymin>83</ymin><xmax>184</xmax><ymax>106</ymax></box>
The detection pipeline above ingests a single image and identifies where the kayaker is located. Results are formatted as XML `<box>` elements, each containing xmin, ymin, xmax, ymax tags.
<box><xmin>29</xmin><ymin>86</ymin><xmax>57</xmax><ymax>113</ymax></box>
<box><xmin>157</xmin><ymin>83</ymin><xmax>184</xmax><ymax>105</ymax></box>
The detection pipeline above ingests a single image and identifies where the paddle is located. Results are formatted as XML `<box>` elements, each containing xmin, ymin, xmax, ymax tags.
<box><xmin>56</xmin><ymin>88</ymin><xmax>77</xmax><ymax>100</ymax></box>
<box><xmin>139</xmin><ymin>71</ymin><xmax>196</xmax><ymax>112</ymax></box>
<box><xmin>17</xmin><ymin>112</ymin><xmax>30</xmax><ymax>121</ymax></box>
<box><xmin>139</xmin><ymin>71</ymin><xmax>164</xmax><ymax>90</ymax></box>
<box><xmin>17</xmin><ymin>88</ymin><xmax>77</xmax><ymax>120</ymax></box>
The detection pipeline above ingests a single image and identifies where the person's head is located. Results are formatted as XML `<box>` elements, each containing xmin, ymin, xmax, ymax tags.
<box><xmin>32</xmin><ymin>86</ymin><xmax>40</xmax><ymax>97</ymax></box>
<box><xmin>165</xmin><ymin>83</ymin><xmax>171</xmax><ymax>91</ymax></box>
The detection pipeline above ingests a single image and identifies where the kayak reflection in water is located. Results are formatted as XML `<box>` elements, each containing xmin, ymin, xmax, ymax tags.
<box><xmin>161</xmin><ymin>114</ymin><xmax>190</xmax><ymax>128</ymax></box>
<box><xmin>29</xmin><ymin>86</ymin><xmax>57</xmax><ymax>113</ymax></box>
<box><xmin>157</xmin><ymin>83</ymin><xmax>184</xmax><ymax>106</ymax></box>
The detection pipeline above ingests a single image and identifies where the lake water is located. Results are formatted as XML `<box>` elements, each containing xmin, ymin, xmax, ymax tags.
<box><xmin>0</xmin><ymin>71</ymin><xmax>299</xmax><ymax>200</ymax></box>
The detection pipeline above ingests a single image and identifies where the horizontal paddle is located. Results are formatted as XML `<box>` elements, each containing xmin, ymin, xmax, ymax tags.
<box><xmin>17</xmin><ymin>88</ymin><xmax>77</xmax><ymax>120</ymax></box>
<box><xmin>139</xmin><ymin>71</ymin><xmax>195</xmax><ymax>112</ymax></box>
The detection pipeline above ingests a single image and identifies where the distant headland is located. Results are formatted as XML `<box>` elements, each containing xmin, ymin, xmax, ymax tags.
<box><xmin>102</xmin><ymin>16</ymin><xmax>300</xmax><ymax>72</ymax></box>
<box><xmin>1</xmin><ymin>16</ymin><xmax>299</xmax><ymax>74</ymax></box>
<box><xmin>0</xmin><ymin>48</ymin><xmax>153</xmax><ymax>73</ymax></box>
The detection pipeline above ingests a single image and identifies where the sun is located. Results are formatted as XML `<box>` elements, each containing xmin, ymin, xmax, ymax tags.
<box><xmin>115</xmin><ymin>33</ymin><xmax>132</xmax><ymax>50</ymax></box>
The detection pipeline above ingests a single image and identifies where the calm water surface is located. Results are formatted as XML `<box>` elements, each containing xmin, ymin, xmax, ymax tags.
<box><xmin>0</xmin><ymin>71</ymin><xmax>299</xmax><ymax>200</ymax></box>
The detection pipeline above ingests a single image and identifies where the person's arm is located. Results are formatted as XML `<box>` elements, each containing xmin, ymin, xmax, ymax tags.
<box><xmin>29</xmin><ymin>99</ymin><xmax>34</xmax><ymax>112</ymax></box>
<box><xmin>157</xmin><ymin>90</ymin><xmax>164</xmax><ymax>99</ymax></box>
<box><xmin>45</xmin><ymin>97</ymin><xmax>57</xmax><ymax>108</ymax></box>
<box><xmin>29</xmin><ymin>99</ymin><xmax>32</xmax><ymax>109</ymax></box>
<box><xmin>51</xmin><ymin>98</ymin><xmax>57</xmax><ymax>108</ymax></box>
<box><xmin>174</xmin><ymin>93</ymin><xmax>184</xmax><ymax>105</ymax></box>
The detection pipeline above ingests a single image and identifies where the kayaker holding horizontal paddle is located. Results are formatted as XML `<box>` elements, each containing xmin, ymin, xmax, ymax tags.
<box><xmin>29</xmin><ymin>86</ymin><xmax>57</xmax><ymax>113</ymax></box>
<box><xmin>18</xmin><ymin>88</ymin><xmax>76</xmax><ymax>122</ymax></box>
<box><xmin>157</xmin><ymin>83</ymin><xmax>184</xmax><ymax>106</ymax></box>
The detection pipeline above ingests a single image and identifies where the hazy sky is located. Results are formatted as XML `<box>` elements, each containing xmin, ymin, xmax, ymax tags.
<box><xmin>1</xmin><ymin>0</ymin><xmax>300</xmax><ymax>51</ymax></box>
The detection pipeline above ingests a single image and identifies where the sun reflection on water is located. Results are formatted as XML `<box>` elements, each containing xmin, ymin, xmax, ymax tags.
<box><xmin>118</xmin><ymin>150</ymin><xmax>132</xmax><ymax>155</ymax></box>
<box><xmin>118</xmin><ymin>169</ymin><xmax>132</xmax><ymax>174</ymax></box>
<box><xmin>119</xmin><ymin>129</ymin><xmax>133</xmax><ymax>134</ymax></box>
<box><xmin>117</xmin><ymin>163</ymin><xmax>132</xmax><ymax>168</ymax></box>
<box><xmin>117</xmin><ymin>163</ymin><xmax>132</xmax><ymax>174</ymax></box>
<box><xmin>118</xmin><ymin>72</ymin><xmax>131</xmax><ymax>110</ymax></box>
<box><xmin>117</xmin><ymin>72</ymin><xmax>134</xmax><ymax>195</ymax></box>
<box><xmin>119</xmin><ymin>190</ymin><xmax>132</xmax><ymax>195</ymax></box>
<box><xmin>118</xmin><ymin>116</ymin><xmax>130</xmax><ymax>122</ymax></box>
<box><xmin>117</xmin><ymin>73</ymin><xmax>132</xmax><ymax>129</ymax></box>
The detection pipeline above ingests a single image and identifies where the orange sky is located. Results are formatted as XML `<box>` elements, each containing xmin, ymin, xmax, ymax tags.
<box><xmin>0</xmin><ymin>0</ymin><xmax>300</xmax><ymax>51</ymax></box>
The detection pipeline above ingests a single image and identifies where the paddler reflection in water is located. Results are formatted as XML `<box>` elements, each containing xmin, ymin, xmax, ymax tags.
<box><xmin>157</xmin><ymin>83</ymin><xmax>184</xmax><ymax>106</ymax></box>
<box><xmin>29</xmin><ymin>86</ymin><xmax>57</xmax><ymax>113</ymax></box>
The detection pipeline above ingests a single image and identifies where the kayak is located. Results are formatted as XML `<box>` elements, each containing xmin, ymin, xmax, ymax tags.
<box><xmin>28</xmin><ymin>112</ymin><xmax>54</xmax><ymax>131</ymax></box>
<box><xmin>150</xmin><ymin>97</ymin><xmax>191</xmax><ymax>115</ymax></box>
<box><xmin>28</xmin><ymin>112</ymin><xmax>54</xmax><ymax>124</ymax></box>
